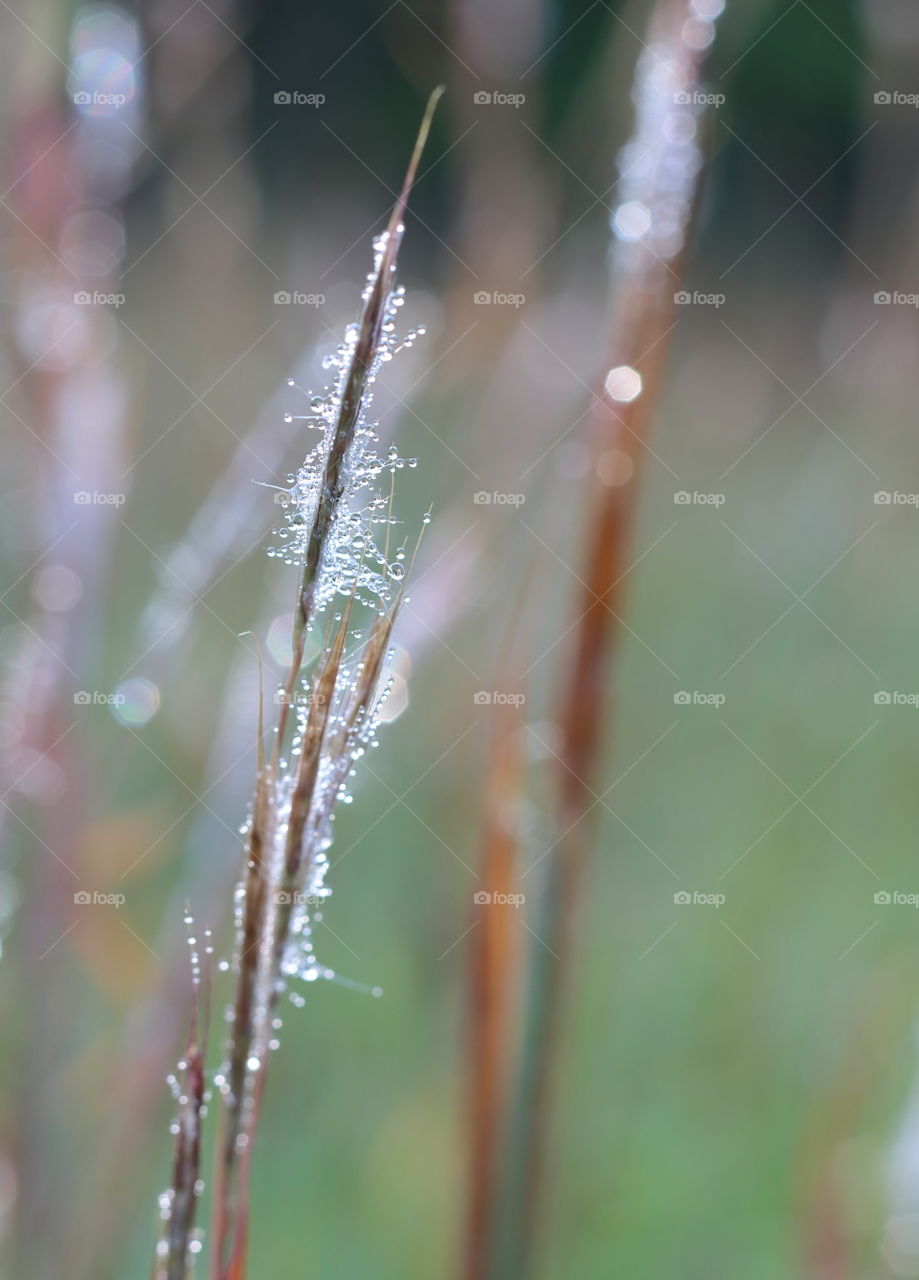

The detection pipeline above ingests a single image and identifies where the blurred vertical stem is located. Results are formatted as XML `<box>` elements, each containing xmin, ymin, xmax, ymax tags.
<box><xmin>489</xmin><ymin>2</ymin><xmax>724</xmax><ymax>1273</ymax></box>
<box><xmin>466</xmin><ymin>655</ymin><xmax>526</xmax><ymax>1280</ymax></box>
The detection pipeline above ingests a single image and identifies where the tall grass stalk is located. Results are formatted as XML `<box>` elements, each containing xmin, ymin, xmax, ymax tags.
<box><xmin>479</xmin><ymin>4</ymin><xmax>726</xmax><ymax>1275</ymax></box>
<box><xmin>466</xmin><ymin>627</ymin><xmax>528</xmax><ymax>1280</ymax></box>
<box><xmin>152</xmin><ymin>87</ymin><xmax>443</xmax><ymax>1280</ymax></box>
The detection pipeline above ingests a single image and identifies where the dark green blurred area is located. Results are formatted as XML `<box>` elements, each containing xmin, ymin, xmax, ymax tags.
<box><xmin>3</xmin><ymin>0</ymin><xmax>919</xmax><ymax>1277</ymax></box>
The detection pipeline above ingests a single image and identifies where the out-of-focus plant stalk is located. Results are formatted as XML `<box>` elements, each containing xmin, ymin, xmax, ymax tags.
<box><xmin>489</xmin><ymin>3</ymin><xmax>726</xmax><ymax>1275</ymax></box>
<box><xmin>465</xmin><ymin>674</ymin><xmax>525</xmax><ymax>1280</ymax></box>
<box><xmin>2</xmin><ymin>7</ymin><xmax>136</xmax><ymax>1277</ymax></box>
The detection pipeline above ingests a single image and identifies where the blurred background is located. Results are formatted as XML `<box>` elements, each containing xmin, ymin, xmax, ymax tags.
<box><xmin>2</xmin><ymin>0</ymin><xmax>919</xmax><ymax>1276</ymax></box>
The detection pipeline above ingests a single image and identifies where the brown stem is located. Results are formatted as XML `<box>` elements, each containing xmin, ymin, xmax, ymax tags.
<box><xmin>491</xmin><ymin>5</ymin><xmax>720</xmax><ymax>1273</ymax></box>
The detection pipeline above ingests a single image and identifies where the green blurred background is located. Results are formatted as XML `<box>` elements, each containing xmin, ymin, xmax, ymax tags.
<box><xmin>2</xmin><ymin>0</ymin><xmax>919</xmax><ymax>1276</ymax></box>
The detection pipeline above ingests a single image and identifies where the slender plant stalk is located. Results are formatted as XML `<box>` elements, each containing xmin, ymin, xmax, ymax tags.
<box><xmin>154</xmin><ymin>930</ymin><xmax>210</xmax><ymax>1280</ymax></box>
<box><xmin>213</xmin><ymin>91</ymin><xmax>442</xmax><ymax>1280</ymax></box>
<box><xmin>466</xmin><ymin>677</ymin><xmax>525</xmax><ymax>1280</ymax></box>
<box><xmin>154</xmin><ymin>88</ymin><xmax>443</xmax><ymax>1280</ymax></box>
<box><xmin>485</xmin><ymin>4</ymin><xmax>726</xmax><ymax>1274</ymax></box>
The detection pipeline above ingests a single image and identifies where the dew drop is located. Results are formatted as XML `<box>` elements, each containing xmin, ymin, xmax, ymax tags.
<box><xmin>604</xmin><ymin>365</ymin><xmax>643</xmax><ymax>403</ymax></box>
<box><xmin>613</xmin><ymin>201</ymin><xmax>652</xmax><ymax>242</ymax></box>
